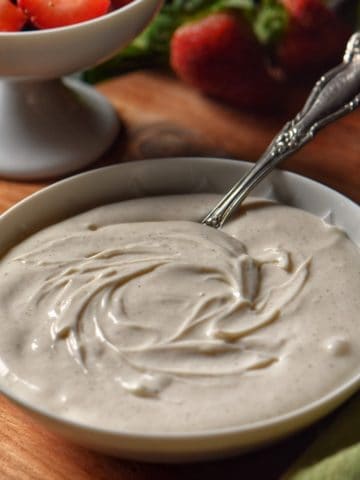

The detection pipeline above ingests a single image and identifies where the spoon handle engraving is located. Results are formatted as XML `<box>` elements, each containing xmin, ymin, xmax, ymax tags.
<box><xmin>202</xmin><ymin>32</ymin><xmax>360</xmax><ymax>229</ymax></box>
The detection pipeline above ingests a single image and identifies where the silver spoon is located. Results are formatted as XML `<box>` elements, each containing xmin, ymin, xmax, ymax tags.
<box><xmin>202</xmin><ymin>32</ymin><xmax>360</xmax><ymax>229</ymax></box>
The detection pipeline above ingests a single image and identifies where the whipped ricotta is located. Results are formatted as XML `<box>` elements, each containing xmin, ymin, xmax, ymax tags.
<box><xmin>0</xmin><ymin>194</ymin><xmax>359</xmax><ymax>433</ymax></box>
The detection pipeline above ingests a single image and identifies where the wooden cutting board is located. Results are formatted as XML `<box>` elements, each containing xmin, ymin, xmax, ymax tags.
<box><xmin>0</xmin><ymin>71</ymin><xmax>359</xmax><ymax>480</ymax></box>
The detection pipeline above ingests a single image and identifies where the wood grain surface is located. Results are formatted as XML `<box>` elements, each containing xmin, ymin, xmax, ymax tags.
<box><xmin>0</xmin><ymin>71</ymin><xmax>359</xmax><ymax>480</ymax></box>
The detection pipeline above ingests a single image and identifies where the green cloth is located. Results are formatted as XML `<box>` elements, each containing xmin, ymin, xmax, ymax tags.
<box><xmin>283</xmin><ymin>392</ymin><xmax>360</xmax><ymax>480</ymax></box>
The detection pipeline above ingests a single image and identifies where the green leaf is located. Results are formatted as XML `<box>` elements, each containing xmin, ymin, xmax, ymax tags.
<box><xmin>253</xmin><ymin>0</ymin><xmax>288</xmax><ymax>45</ymax></box>
<box><xmin>210</xmin><ymin>0</ymin><xmax>254</xmax><ymax>10</ymax></box>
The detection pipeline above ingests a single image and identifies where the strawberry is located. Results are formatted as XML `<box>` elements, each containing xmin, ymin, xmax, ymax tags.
<box><xmin>170</xmin><ymin>12</ymin><xmax>281</xmax><ymax>110</ymax></box>
<box><xmin>278</xmin><ymin>0</ymin><xmax>351</xmax><ymax>74</ymax></box>
<box><xmin>18</xmin><ymin>0</ymin><xmax>111</xmax><ymax>29</ymax></box>
<box><xmin>0</xmin><ymin>0</ymin><xmax>26</xmax><ymax>32</ymax></box>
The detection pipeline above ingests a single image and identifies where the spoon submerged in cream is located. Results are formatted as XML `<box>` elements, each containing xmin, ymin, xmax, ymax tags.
<box><xmin>202</xmin><ymin>32</ymin><xmax>360</xmax><ymax>229</ymax></box>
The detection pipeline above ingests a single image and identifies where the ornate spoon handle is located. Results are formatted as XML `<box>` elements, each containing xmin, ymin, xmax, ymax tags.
<box><xmin>202</xmin><ymin>32</ymin><xmax>360</xmax><ymax>229</ymax></box>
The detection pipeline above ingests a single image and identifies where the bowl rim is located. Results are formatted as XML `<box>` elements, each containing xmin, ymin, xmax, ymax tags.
<box><xmin>0</xmin><ymin>0</ymin><xmax>154</xmax><ymax>38</ymax></box>
<box><xmin>0</xmin><ymin>156</ymin><xmax>359</xmax><ymax>443</ymax></box>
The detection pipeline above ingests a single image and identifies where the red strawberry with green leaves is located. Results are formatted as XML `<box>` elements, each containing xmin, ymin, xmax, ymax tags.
<box><xmin>0</xmin><ymin>0</ymin><xmax>26</xmax><ymax>32</ymax></box>
<box><xmin>277</xmin><ymin>0</ymin><xmax>351</xmax><ymax>74</ymax></box>
<box><xmin>18</xmin><ymin>0</ymin><xmax>111</xmax><ymax>29</ymax></box>
<box><xmin>170</xmin><ymin>12</ymin><xmax>281</xmax><ymax>110</ymax></box>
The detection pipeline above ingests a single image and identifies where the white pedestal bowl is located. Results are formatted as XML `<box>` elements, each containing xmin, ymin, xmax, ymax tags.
<box><xmin>0</xmin><ymin>0</ymin><xmax>162</xmax><ymax>180</ymax></box>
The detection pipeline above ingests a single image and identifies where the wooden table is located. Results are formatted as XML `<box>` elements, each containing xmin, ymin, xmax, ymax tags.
<box><xmin>1</xmin><ymin>71</ymin><xmax>359</xmax><ymax>479</ymax></box>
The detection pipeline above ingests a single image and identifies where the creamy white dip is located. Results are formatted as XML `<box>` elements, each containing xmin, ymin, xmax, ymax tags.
<box><xmin>0</xmin><ymin>194</ymin><xmax>359</xmax><ymax>433</ymax></box>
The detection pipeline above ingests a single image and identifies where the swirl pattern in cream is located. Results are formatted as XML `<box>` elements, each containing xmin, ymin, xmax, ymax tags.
<box><xmin>15</xmin><ymin>221</ymin><xmax>309</xmax><ymax>397</ymax></box>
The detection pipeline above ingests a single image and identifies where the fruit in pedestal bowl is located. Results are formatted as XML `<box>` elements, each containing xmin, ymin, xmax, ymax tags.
<box><xmin>0</xmin><ymin>0</ymin><xmax>26</xmax><ymax>31</ymax></box>
<box><xmin>0</xmin><ymin>0</ymin><xmax>133</xmax><ymax>31</ymax></box>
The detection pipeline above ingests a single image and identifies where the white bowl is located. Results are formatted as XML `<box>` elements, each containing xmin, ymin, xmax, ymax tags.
<box><xmin>0</xmin><ymin>0</ymin><xmax>162</xmax><ymax>180</ymax></box>
<box><xmin>0</xmin><ymin>157</ymin><xmax>359</xmax><ymax>462</ymax></box>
